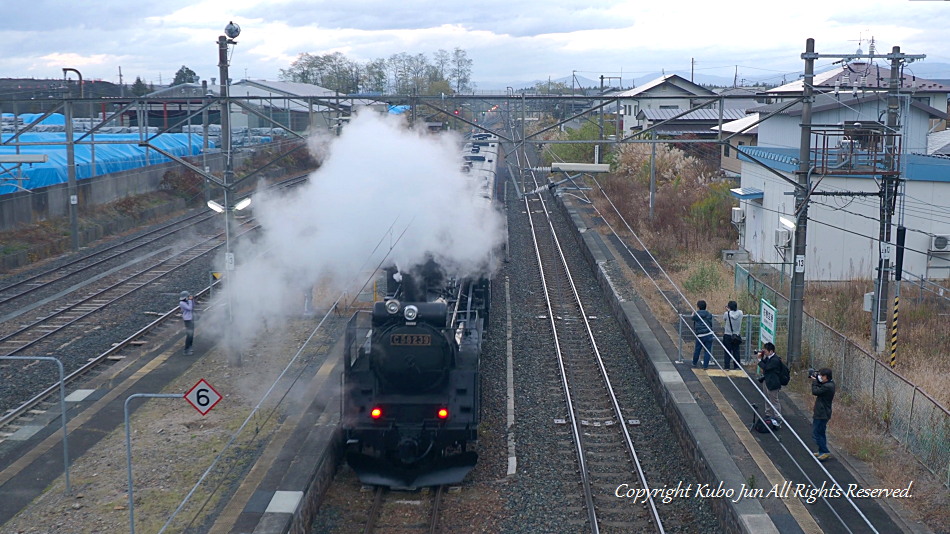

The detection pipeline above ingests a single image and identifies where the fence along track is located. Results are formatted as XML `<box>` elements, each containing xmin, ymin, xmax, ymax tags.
<box><xmin>584</xmin><ymin>175</ymin><xmax>894</xmax><ymax>530</ymax></box>
<box><xmin>522</xmin><ymin>168</ymin><xmax>664</xmax><ymax>533</ymax></box>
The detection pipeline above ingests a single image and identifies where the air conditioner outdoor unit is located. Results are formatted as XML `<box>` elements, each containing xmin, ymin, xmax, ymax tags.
<box><xmin>931</xmin><ymin>235</ymin><xmax>950</xmax><ymax>253</ymax></box>
<box><xmin>731</xmin><ymin>207</ymin><xmax>745</xmax><ymax>224</ymax></box>
<box><xmin>775</xmin><ymin>228</ymin><xmax>791</xmax><ymax>248</ymax></box>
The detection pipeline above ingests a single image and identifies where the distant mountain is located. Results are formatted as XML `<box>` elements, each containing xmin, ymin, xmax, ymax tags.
<box><xmin>475</xmin><ymin>62</ymin><xmax>950</xmax><ymax>92</ymax></box>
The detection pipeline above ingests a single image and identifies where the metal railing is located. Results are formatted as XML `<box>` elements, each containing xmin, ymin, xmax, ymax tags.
<box><xmin>735</xmin><ymin>263</ymin><xmax>950</xmax><ymax>487</ymax></box>
<box><xmin>677</xmin><ymin>314</ymin><xmax>761</xmax><ymax>367</ymax></box>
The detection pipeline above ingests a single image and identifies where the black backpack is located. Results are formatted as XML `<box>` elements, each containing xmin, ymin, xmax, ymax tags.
<box><xmin>751</xmin><ymin>404</ymin><xmax>781</xmax><ymax>433</ymax></box>
<box><xmin>753</xmin><ymin>416</ymin><xmax>781</xmax><ymax>433</ymax></box>
<box><xmin>778</xmin><ymin>358</ymin><xmax>790</xmax><ymax>386</ymax></box>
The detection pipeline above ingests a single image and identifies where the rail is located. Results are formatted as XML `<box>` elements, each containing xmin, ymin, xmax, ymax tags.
<box><xmin>525</xmin><ymin>162</ymin><xmax>664</xmax><ymax>533</ymax></box>
<box><xmin>735</xmin><ymin>263</ymin><xmax>950</xmax><ymax>487</ymax></box>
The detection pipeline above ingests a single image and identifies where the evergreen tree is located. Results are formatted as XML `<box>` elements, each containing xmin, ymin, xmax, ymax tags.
<box><xmin>130</xmin><ymin>76</ymin><xmax>149</xmax><ymax>96</ymax></box>
<box><xmin>171</xmin><ymin>65</ymin><xmax>199</xmax><ymax>86</ymax></box>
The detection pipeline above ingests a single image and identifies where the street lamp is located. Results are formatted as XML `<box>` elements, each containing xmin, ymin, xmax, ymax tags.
<box><xmin>215</xmin><ymin>21</ymin><xmax>243</xmax><ymax>366</ymax></box>
<box><xmin>207</xmin><ymin>195</ymin><xmax>251</xmax><ymax>275</ymax></box>
<box><xmin>62</xmin><ymin>68</ymin><xmax>83</xmax><ymax>99</ymax></box>
<box><xmin>206</xmin><ymin>197</ymin><xmax>251</xmax><ymax>213</ymax></box>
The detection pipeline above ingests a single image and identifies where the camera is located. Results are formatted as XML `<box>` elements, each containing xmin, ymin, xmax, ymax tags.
<box><xmin>808</xmin><ymin>368</ymin><xmax>818</xmax><ymax>378</ymax></box>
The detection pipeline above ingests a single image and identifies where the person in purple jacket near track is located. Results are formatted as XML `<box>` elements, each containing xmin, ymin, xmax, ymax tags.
<box><xmin>179</xmin><ymin>291</ymin><xmax>195</xmax><ymax>355</ymax></box>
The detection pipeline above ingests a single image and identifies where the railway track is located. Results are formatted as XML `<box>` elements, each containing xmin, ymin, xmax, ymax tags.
<box><xmin>521</xmin><ymin>165</ymin><xmax>665</xmax><ymax>532</ymax></box>
<box><xmin>0</xmin><ymin>210</ymin><xmax>216</xmax><ymax>311</ymax></box>
<box><xmin>0</xmin><ymin>174</ymin><xmax>308</xmax><ymax>425</ymax></box>
<box><xmin>362</xmin><ymin>485</ymin><xmax>445</xmax><ymax>534</ymax></box>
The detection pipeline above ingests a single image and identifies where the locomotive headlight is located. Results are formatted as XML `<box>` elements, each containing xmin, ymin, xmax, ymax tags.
<box><xmin>385</xmin><ymin>299</ymin><xmax>401</xmax><ymax>315</ymax></box>
<box><xmin>370</xmin><ymin>407</ymin><xmax>383</xmax><ymax>419</ymax></box>
<box><xmin>437</xmin><ymin>408</ymin><xmax>449</xmax><ymax>419</ymax></box>
<box><xmin>404</xmin><ymin>305</ymin><xmax>419</xmax><ymax>321</ymax></box>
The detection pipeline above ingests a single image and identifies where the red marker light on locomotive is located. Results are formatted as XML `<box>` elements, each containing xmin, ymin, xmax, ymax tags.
<box><xmin>370</xmin><ymin>407</ymin><xmax>383</xmax><ymax>419</ymax></box>
<box><xmin>437</xmin><ymin>408</ymin><xmax>449</xmax><ymax>419</ymax></box>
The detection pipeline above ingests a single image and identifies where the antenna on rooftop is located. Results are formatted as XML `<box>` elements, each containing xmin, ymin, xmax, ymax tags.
<box><xmin>847</xmin><ymin>30</ymin><xmax>871</xmax><ymax>62</ymax></box>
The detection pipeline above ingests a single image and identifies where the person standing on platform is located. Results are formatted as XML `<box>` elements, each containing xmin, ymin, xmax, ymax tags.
<box><xmin>303</xmin><ymin>284</ymin><xmax>314</xmax><ymax>316</ymax></box>
<box><xmin>756</xmin><ymin>342</ymin><xmax>783</xmax><ymax>417</ymax></box>
<box><xmin>722</xmin><ymin>300</ymin><xmax>744</xmax><ymax>370</ymax></box>
<box><xmin>691</xmin><ymin>300</ymin><xmax>715</xmax><ymax>369</ymax></box>
<box><xmin>179</xmin><ymin>291</ymin><xmax>195</xmax><ymax>355</ymax></box>
<box><xmin>811</xmin><ymin>368</ymin><xmax>836</xmax><ymax>461</ymax></box>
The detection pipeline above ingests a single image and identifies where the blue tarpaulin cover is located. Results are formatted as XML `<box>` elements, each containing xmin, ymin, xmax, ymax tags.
<box><xmin>0</xmin><ymin>132</ymin><xmax>210</xmax><ymax>195</ymax></box>
<box><xmin>2</xmin><ymin>112</ymin><xmax>67</xmax><ymax>125</ymax></box>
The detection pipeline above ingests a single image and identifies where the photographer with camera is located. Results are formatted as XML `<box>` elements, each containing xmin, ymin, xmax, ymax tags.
<box><xmin>756</xmin><ymin>342</ymin><xmax>783</xmax><ymax>418</ymax></box>
<box><xmin>810</xmin><ymin>367</ymin><xmax>836</xmax><ymax>461</ymax></box>
<box><xmin>179</xmin><ymin>290</ymin><xmax>195</xmax><ymax>355</ymax></box>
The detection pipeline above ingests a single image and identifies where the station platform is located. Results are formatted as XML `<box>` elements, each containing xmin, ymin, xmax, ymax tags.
<box><xmin>0</xmin><ymin>317</ymin><xmax>344</xmax><ymax>534</ymax></box>
<box><xmin>0</xmin><ymin>189</ymin><xmax>933</xmax><ymax>534</ymax></box>
<box><xmin>557</xmin><ymin>192</ymin><xmax>931</xmax><ymax>534</ymax></box>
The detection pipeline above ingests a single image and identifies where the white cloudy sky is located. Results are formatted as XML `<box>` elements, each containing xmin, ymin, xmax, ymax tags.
<box><xmin>3</xmin><ymin>0</ymin><xmax>950</xmax><ymax>88</ymax></box>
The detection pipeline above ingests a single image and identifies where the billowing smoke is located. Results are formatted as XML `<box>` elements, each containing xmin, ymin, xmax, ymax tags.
<box><xmin>213</xmin><ymin>110</ymin><xmax>505</xmax><ymax>344</ymax></box>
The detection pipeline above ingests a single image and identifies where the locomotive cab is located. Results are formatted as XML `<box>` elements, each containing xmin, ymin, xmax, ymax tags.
<box><xmin>342</xmin><ymin>295</ymin><xmax>481</xmax><ymax>488</ymax></box>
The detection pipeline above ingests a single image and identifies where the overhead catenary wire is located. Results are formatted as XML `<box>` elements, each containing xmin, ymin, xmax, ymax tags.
<box><xmin>579</xmin><ymin>175</ymin><xmax>880</xmax><ymax>533</ymax></box>
<box><xmin>161</xmin><ymin>217</ymin><xmax>411</xmax><ymax>532</ymax></box>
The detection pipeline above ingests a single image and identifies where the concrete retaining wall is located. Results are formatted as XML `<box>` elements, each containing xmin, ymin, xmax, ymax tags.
<box><xmin>0</xmin><ymin>152</ymin><xmax>238</xmax><ymax>232</ymax></box>
<box><xmin>287</xmin><ymin>428</ymin><xmax>343</xmax><ymax>534</ymax></box>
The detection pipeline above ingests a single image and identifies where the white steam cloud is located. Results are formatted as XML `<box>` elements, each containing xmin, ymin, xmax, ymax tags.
<box><xmin>213</xmin><ymin>110</ymin><xmax>505</xmax><ymax>344</ymax></box>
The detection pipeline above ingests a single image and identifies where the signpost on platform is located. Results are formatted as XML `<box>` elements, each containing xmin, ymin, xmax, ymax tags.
<box><xmin>760</xmin><ymin>298</ymin><xmax>776</xmax><ymax>346</ymax></box>
<box><xmin>185</xmin><ymin>379</ymin><xmax>222</xmax><ymax>415</ymax></box>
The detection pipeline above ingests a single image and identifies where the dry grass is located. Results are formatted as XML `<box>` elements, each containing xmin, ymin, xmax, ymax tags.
<box><xmin>636</xmin><ymin>257</ymin><xmax>950</xmax><ymax>532</ymax></box>
<box><xmin>590</xmin><ymin>143</ymin><xmax>950</xmax><ymax>533</ymax></box>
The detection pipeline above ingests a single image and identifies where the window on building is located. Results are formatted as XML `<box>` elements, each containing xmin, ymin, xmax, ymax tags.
<box><xmin>724</xmin><ymin>144</ymin><xmax>731</xmax><ymax>157</ymax></box>
<box><xmin>659</xmin><ymin>105</ymin><xmax>679</xmax><ymax>110</ymax></box>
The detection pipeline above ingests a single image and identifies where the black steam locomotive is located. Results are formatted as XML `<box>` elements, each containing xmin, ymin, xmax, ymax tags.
<box><xmin>341</xmin><ymin>263</ymin><xmax>489</xmax><ymax>488</ymax></box>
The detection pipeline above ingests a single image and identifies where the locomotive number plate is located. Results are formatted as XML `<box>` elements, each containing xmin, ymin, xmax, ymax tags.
<box><xmin>390</xmin><ymin>334</ymin><xmax>431</xmax><ymax>346</ymax></box>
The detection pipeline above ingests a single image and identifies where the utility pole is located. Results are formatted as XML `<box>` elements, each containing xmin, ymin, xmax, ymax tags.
<box><xmin>599</xmin><ymin>75</ymin><xmax>605</xmax><ymax>148</ymax></box>
<box><xmin>63</xmin><ymin>99</ymin><xmax>79</xmax><ymax>251</ymax></box>
<box><xmin>786</xmin><ymin>38</ymin><xmax>816</xmax><ymax>366</ymax></box>
<box><xmin>218</xmin><ymin>35</ymin><xmax>232</xmax><ymax>195</ymax></box>
<box><xmin>785</xmin><ymin>41</ymin><xmax>923</xmax><ymax>364</ymax></box>
<box><xmin>872</xmin><ymin>47</ymin><xmax>904</xmax><ymax>353</ymax></box>
<box><xmin>217</xmin><ymin>22</ymin><xmax>241</xmax><ymax>366</ymax></box>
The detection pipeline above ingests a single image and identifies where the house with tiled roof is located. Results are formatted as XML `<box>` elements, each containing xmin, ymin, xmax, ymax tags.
<box><xmin>616</xmin><ymin>74</ymin><xmax>717</xmax><ymax>133</ymax></box>
<box><xmin>712</xmin><ymin>113</ymin><xmax>759</xmax><ymax>177</ymax></box>
<box><xmin>635</xmin><ymin>108</ymin><xmax>748</xmax><ymax>138</ymax></box>
<box><xmin>731</xmin><ymin>73</ymin><xmax>950</xmax><ymax>281</ymax></box>
<box><xmin>766</xmin><ymin>61</ymin><xmax>950</xmax><ymax>128</ymax></box>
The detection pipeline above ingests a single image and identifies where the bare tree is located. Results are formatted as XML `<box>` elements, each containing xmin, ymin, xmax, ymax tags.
<box><xmin>451</xmin><ymin>47</ymin><xmax>473</xmax><ymax>93</ymax></box>
<box><xmin>433</xmin><ymin>49</ymin><xmax>451</xmax><ymax>81</ymax></box>
<box><xmin>280</xmin><ymin>48</ymin><xmax>468</xmax><ymax>95</ymax></box>
<box><xmin>280</xmin><ymin>52</ymin><xmax>360</xmax><ymax>93</ymax></box>
<box><xmin>362</xmin><ymin>58</ymin><xmax>388</xmax><ymax>93</ymax></box>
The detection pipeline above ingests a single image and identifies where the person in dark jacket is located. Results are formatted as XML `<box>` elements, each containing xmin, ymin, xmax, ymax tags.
<box><xmin>722</xmin><ymin>300</ymin><xmax>744</xmax><ymax>370</ymax></box>
<box><xmin>811</xmin><ymin>368</ymin><xmax>836</xmax><ymax>461</ymax></box>
<box><xmin>691</xmin><ymin>300</ymin><xmax>715</xmax><ymax>369</ymax></box>
<box><xmin>179</xmin><ymin>291</ymin><xmax>195</xmax><ymax>355</ymax></box>
<box><xmin>756</xmin><ymin>342</ymin><xmax>782</xmax><ymax>417</ymax></box>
